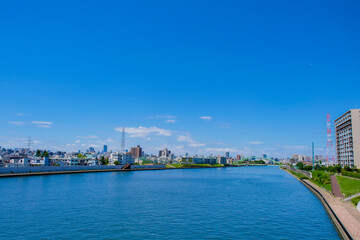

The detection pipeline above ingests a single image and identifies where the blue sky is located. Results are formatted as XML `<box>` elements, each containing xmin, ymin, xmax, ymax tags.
<box><xmin>1</xmin><ymin>0</ymin><xmax>360</xmax><ymax>157</ymax></box>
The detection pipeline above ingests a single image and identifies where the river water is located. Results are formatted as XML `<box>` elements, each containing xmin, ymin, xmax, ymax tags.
<box><xmin>0</xmin><ymin>166</ymin><xmax>340</xmax><ymax>239</ymax></box>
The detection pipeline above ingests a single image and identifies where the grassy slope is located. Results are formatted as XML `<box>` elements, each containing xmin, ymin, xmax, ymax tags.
<box><xmin>336</xmin><ymin>176</ymin><xmax>360</xmax><ymax>197</ymax></box>
<box><xmin>310</xmin><ymin>171</ymin><xmax>332</xmax><ymax>192</ymax></box>
<box><xmin>351</xmin><ymin>196</ymin><xmax>360</xmax><ymax>206</ymax></box>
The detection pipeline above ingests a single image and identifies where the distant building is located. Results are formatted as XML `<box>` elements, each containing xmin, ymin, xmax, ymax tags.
<box><xmin>225</xmin><ymin>152</ymin><xmax>230</xmax><ymax>158</ymax></box>
<box><xmin>262</xmin><ymin>154</ymin><xmax>267</xmax><ymax>159</ymax></box>
<box><xmin>130</xmin><ymin>145</ymin><xmax>142</xmax><ymax>158</ymax></box>
<box><xmin>110</xmin><ymin>152</ymin><xmax>134</xmax><ymax>165</ymax></box>
<box><xmin>217</xmin><ymin>156</ymin><xmax>227</xmax><ymax>164</ymax></box>
<box><xmin>159</xmin><ymin>148</ymin><xmax>171</xmax><ymax>157</ymax></box>
<box><xmin>6</xmin><ymin>158</ymin><xmax>30</xmax><ymax>167</ymax></box>
<box><xmin>236</xmin><ymin>154</ymin><xmax>244</xmax><ymax>160</ymax></box>
<box><xmin>335</xmin><ymin>109</ymin><xmax>360</xmax><ymax>168</ymax></box>
<box><xmin>103</xmin><ymin>145</ymin><xmax>108</xmax><ymax>153</ymax></box>
<box><xmin>89</xmin><ymin>147</ymin><xmax>95</xmax><ymax>153</ymax></box>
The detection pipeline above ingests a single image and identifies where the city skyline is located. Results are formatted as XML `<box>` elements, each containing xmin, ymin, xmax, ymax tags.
<box><xmin>1</xmin><ymin>1</ymin><xmax>360</xmax><ymax>157</ymax></box>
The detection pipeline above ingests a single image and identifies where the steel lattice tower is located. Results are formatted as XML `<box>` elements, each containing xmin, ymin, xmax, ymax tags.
<box><xmin>121</xmin><ymin>127</ymin><xmax>125</xmax><ymax>153</ymax></box>
<box><xmin>326</xmin><ymin>114</ymin><xmax>335</xmax><ymax>162</ymax></box>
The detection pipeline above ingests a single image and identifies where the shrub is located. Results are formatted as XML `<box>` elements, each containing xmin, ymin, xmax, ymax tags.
<box><xmin>351</xmin><ymin>196</ymin><xmax>360</xmax><ymax>206</ymax></box>
<box><xmin>327</xmin><ymin>166</ymin><xmax>335</xmax><ymax>172</ymax></box>
<box><xmin>304</xmin><ymin>165</ymin><xmax>313</xmax><ymax>171</ymax></box>
<box><xmin>342</xmin><ymin>170</ymin><xmax>360</xmax><ymax>179</ymax></box>
<box><xmin>334</xmin><ymin>164</ymin><xmax>342</xmax><ymax>173</ymax></box>
<box><xmin>344</xmin><ymin>166</ymin><xmax>352</xmax><ymax>172</ymax></box>
<box><xmin>296</xmin><ymin>162</ymin><xmax>304</xmax><ymax>170</ymax></box>
<box><xmin>312</xmin><ymin>171</ymin><xmax>331</xmax><ymax>185</ymax></box>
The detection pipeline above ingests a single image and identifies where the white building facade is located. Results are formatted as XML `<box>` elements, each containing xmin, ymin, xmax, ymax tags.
<box><xmin>335</xmin><ymin>109</ymin><xmax>360</xmax><ymax>168</ymax></box>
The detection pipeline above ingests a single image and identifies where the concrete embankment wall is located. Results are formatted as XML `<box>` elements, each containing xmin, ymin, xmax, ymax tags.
<box><xmin>130</xmin><ymin>165</ymin><xmax>165</xmax><ymax>169</ymax></box>
<box><xmin>0</xmin><ymin>165</ymin><xmax>166</xmax><ymax>175</ymax></box>
<box><xmin>0</xmin><ymin>165</ymin><xmax>125</xmax><ymax>174</ymax></box>
<box><xmin>284</xmin><ymin>169</ymin><xmax>353</xmax><ymax>240</ymax></box>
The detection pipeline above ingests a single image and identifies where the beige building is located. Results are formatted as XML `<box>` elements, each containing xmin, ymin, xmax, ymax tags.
<box><xmin>335</xmin><ymin>109</ymin><xmax>360</xmax><ymax>168</ymax></box>
<box><xmin>130</xmin><ymin>145</ymin><xmax>142</xmax><ymax>158</ymax></box>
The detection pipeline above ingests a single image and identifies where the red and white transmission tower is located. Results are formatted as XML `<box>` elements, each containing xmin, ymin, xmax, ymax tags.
<box><xmin>326</xmin><ymin>113</ymin><xmax>335</xmax><ymax>162</ymax></box>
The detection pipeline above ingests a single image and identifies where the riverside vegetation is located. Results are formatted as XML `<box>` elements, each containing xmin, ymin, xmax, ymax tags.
<box><xmin>288</xmin><ymin>163</ymin><xmax>360</xmax><ymax>206</ymax></box>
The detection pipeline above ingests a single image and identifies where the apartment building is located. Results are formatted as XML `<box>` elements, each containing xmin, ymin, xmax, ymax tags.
<box><xmin>335</xmin><ymin>109</ymin><xmax>360</xmax><ymax>168</ymax></box>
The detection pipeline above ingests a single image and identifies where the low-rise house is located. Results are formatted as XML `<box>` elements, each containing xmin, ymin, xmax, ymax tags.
<box><xmin>30</xmin><ymin>157</ymin><xmax>51</xmax><ymax>166</ymax></box>
<box><xmin>6</xmin><ymin>158</ymin><xmax>31</xmax><ymax>167</ymax></box>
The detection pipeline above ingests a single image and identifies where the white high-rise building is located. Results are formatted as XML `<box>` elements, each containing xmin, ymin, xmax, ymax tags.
<box><xmin>335</xmin><ymin>109</ymin><xmax>360</xmax><ymax>168</ymax></box>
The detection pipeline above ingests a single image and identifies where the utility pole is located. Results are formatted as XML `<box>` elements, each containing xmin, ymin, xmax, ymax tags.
<box><xmin>312</xmin><ymin>142</ymin><xmax>315</xmax><ymax>170</ymax></box>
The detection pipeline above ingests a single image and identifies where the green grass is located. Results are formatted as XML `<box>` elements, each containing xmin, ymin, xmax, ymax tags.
<box><xmin>211</xmin><ymin>164</ymin><xmax>223</xmax><ymax>167</ymax></box>
<box><xmin>351</xmin><ymin>196</ymin><xmax>360</xmax><ymax>206</ymax></box>
<box><xmin>336</xmin><ymin>176</ymin><xmax>360</xmax><ymax>197</ymax></box>
<box><xmin>169</xmin><ymin>164</ymin><xmax>184</xmax><ymax>168</ymax></box>
<box><xmin>311</xmin><ymin>180</ymin><xmax>332</xmax><ymax>192</ymax></box>
<box><xmin>288</xmin><ymin>170</ymin><xmax>309</xmax><ymax>180</ymax></box>
<box><xmin>167</xmin><ymin>163</ymin><xmax>223</xmax><ymax>168</ymax></box>
<box><xmin>310</xmin><ymin>171</ymin><xmax>332</xmax><ymax>192</ymax></box>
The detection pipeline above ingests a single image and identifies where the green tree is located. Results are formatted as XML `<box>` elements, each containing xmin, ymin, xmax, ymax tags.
<box><xmin>114</xmin><ymin>161</ymin><xmax>120</xmax><ymax>165</ymax></box>
<box><xmin>78</xmin><ymin>153</ymin><xmax>85</xmax><ymax>159</ymax></box>
<box><xmin>36</xmin><ymin>149</ymin><xmax>41</xmax><ymax>157</ymax></box>
<box><xmin>314</xmin><ymin>164</ymin><xmax>322</xmax><ymax>171</ymax></box>
<box><xmin>334</xmin><ymin>164</ymin><xmax>342</xmax><ymax>173</ymax></box>
<box><xmin>344</xmin><ymin>166</ymin><xmax>351</xmax><ymax>172</ymax></box>
<box><xmin>327</xmin><ymin>166</ymin><xmax>335</xmax><ymax>172</ymax></box>
<box><xmin>42</xmin><ymin>151</ymin><xmax>49</xmax><ymax>157</ymax></box>
<box><xmin>304</xmin><ymin>165</ymin><xmax>313</xmax><ymax>171</ymax></box>
<box><xmin>100</xmin><ymin>156</ymin><xmax>107</xmax><ymax>165</ymax></box>
<box><xmin>296</xmin><ymin>162</ymin><xmax>304</xmax><ymax>170</ymax></box>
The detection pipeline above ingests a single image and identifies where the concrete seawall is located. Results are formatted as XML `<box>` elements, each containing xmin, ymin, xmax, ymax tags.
<box><xmin>0</xmin><ymin>165</ymin><xmax>166</xmax><ymax>178</ymax></box>
<box><xmin>284</xmin><ymin>169</ymin><xmax>356</xmax><ymax>240</ymax></box>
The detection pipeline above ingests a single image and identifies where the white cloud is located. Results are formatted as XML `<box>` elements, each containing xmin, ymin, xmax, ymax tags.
<box><xmin>105</xmin><ymin>138</ymin><xmax>115</xmax><ymax>142</ymax></box>
<box><xmin>16</xmin><ymin>113</ymin><xmax>24</xmax><ymax>116</ymax></box>
<box><xmin>37</xmin><ymin>125</ymin><xmax>51</xmax><ymax>128</ymax></box>
<box><xmin>31</xmin><ymin>121</ymin><xmax>53</xmax><ymax>125</ymax></box>
<box><xmin>249</xmin><ymin>141</ymin><xmax>264</xmax><ymax>145</ymax></box>
<box><xmin>74</xmin><ymin>140</ymin><xmax>81</xmax><ymax>143</ymax></box>
<box><xmin>177</xmin><ymin>135</ymin><xmax>205</xmax><ymax>147</ymax></box>
<box><xmin>189</xmin><ymin>143</ymin><xmax>206</xmax><ymax>147</ymax></box>
<box><xmin>200</xmin><ymin>116</ymin><xmax>212</xmax><ymax>121</ymax></box>
<box><xmin>115</xmin><ymin>126</ymin><xmax>172</xmax><ymax>139</ymax></box>
<box><xmin>166</xmin><ymin>119</ymin><xmax>176</xmax><ymax>123</ymax></box>
<box><xmin>177</xmin><ymin>135</ymin><xmax>193</xmax><ymax>142</ymax></box>
<box><xmin>8</xmin><ymin>121</ymin><xmax>24</xmax><ymax>126</ymax></box>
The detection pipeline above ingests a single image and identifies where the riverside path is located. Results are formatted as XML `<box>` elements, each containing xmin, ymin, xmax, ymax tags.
<box><xmin>305</xmin><ymin>179</ymin><xmax>360</xmax><ymax>240</ymax></box>
<box><xmin>331</xmin><ymin>175</ymin><xmax>343</xmax><ymax>198</ymax></box>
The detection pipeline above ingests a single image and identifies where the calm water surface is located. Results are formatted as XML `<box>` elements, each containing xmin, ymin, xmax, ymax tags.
<box><xmin>0</xmin><ymin>167</ymin><xmax>340</xmax><ymax>239</ymax></box>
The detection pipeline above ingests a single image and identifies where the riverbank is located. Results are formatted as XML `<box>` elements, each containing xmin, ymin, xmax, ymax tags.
<box><xmin>0</xmin><ymin>165</ymin><xmax>164</xmax><ymax>178</ymax></box>
<box><xmin>0</xmin><ymin>164</ymin><xmax>274</xmax><ymax>178</ymax></box>
<box><xmin>284</xmin><ymin>169</ymin><xmax>360</xmax><ymax>240</ymax></box>
<box><xmin>0</xmin><ymin>165</ymin><xmax>230</xmax><ymax>178</ymax></box>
